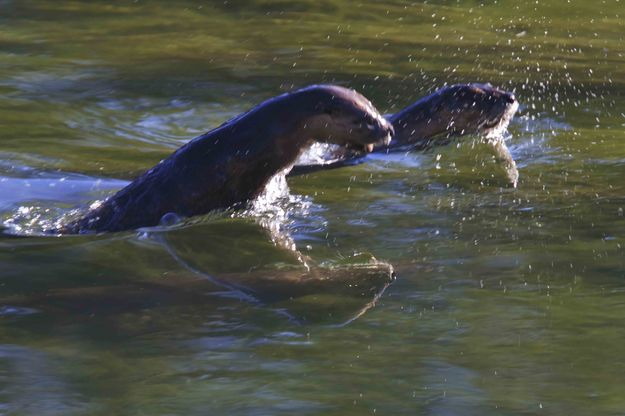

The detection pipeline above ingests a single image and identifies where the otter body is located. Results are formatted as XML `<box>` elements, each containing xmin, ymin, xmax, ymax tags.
<box><xmin>62</xmin><ymin>85</ymin><xmax>393</xmax><ymax>233</ymax></box>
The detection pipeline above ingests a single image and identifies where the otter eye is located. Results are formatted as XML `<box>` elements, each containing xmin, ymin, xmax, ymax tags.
<box><xmin>324</xmin><ymin>108</ymin><xmax>335</xmax><ymax>115</ymax></box>
<box><xmin>363</xmin><ymin>114</ymin><xmax>379</xmax><ymax>128</ymax></box>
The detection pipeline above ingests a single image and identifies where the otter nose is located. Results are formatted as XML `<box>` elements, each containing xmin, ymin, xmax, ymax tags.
<box><xmin>380</xmin><ymin>119</ymin><xmax>394</xmax><ymax>145</ymax></box>
<box><xmin>503</xmin><ymin>92</ymin><xmax>516</xmax><ymax>104</ymax></box>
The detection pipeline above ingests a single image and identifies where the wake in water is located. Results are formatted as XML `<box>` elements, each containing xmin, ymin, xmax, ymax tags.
<box><xmin>0</xmin><ymin>160</ymin><xmax>312</xmax><ymax>248</ymax></box>
<box><xmin>0</xmin><ymin>172</ymin><xmax>127</xmax><ymax>236</ymax></box>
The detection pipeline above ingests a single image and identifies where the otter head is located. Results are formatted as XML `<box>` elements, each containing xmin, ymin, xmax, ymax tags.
<box><xmin>425</xmin><ymin>83</ymin><xmax>518</xmax><ymax>138</ymax></box>
<box><xmin>295</xmin><ymin>85</ymin><xmax>394</xmax><ymax>152</ymax></box>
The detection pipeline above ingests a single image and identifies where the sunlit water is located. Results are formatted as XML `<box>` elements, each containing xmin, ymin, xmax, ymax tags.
<box><xmin>1</xmin><ymin>1</ymin><xmax>625</xmax><ymax>415</ymax></box>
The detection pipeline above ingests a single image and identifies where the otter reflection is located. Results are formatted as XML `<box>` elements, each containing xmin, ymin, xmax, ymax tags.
<box><xmin>156</xmin><ymin>219</ymin><xmax>395</xmax><ymax>325</ymax></box>
<box><xmin>0</xmin><ymin>220</ymin><xmax>394</xmax><ymax>326</ymax></box>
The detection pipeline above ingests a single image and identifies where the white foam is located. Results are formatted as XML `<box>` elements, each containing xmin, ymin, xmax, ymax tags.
<box><xmin>295</xmin><ymin>142</ymin><xmax>344</xmax><ymax>166</ymax></box>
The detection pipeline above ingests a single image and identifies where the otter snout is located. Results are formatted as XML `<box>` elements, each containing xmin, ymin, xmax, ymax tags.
<box><xmin>503</xmin><ymin>92</ymin><xmax>516</xmax><ymax>104</ymax></box>
<box><xmin>359</xmin><ymin>115</ymin><xmax>394</xmax><ymax>152</ymax></box>
<box><xmin>469</xmin><ymin>83</ymin><xmax>517</xmax><ymax>106</ymax></box>
<box><xmin>372</xmin><ymin>117</ymin><xmax>394</xmax><ymax>146</ymax></box>
<box><xmin>303</xmin><ymin>84</ymin><xmax>395</xmax><ymax>151</ymax></box>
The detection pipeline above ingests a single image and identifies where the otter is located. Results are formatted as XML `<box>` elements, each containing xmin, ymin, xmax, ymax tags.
<box><xmin>60</xmin><ymin>85</ymin><xmax>394</xmax><ymax>234</ymax></box>
<box><xmin>292</xmin><ymin>83</ymin><xmax>519</xmax><ymax>174</ymax></box>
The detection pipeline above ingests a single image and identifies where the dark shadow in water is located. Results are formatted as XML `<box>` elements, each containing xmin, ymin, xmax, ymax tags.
<box><xmin>0</xmin><ymin>263</ymin><xmax>394</xmax><ymax>325</ymax></box>
<box><xmin>0</xmin><ymin>258</ymin><xmax>394</xmax><ymax>327</ymax></box>
<box><xmin>0</xmin><ymin>219</ymin><xmax>395</xmax><ymax>327</ymax></box>
<box><xmin>147</xmin><ymin>220</ymin><xmax>396</xmax><ymax>326</ymax></box>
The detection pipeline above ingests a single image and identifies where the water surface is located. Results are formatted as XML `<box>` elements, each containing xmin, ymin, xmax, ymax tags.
<box><xmin>1</xmin><ymin>1</ymin><xmax>625</xmax><ymax>415</ymax></box>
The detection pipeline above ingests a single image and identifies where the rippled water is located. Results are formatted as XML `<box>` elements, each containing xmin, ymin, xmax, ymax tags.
<box><xmin>1</xmin><ymin>1</ymin><xmax>625</xmax><ymax>415</ymax></box>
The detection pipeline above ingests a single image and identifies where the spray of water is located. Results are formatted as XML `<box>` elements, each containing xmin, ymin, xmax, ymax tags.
<box><xmin>237</xmin><ymin>166</ymin><xmax>315</xmax><ymax>268</ymax></box>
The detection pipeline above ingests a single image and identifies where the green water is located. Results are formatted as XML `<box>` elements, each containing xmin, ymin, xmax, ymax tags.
<box><xmin>1</xmin><ymin>1</ymin><xmax>625</xmax><ymax>414</ymax></box>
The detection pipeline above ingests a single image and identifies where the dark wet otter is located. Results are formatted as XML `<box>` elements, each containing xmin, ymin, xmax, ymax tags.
<box><xmin>60</xmin><ymin>85</ymin><xmax>393</xmax><ymax>234</ymax></box>
<box><xmin>390</xmin><ymin>82</ymin><xmax>517</xmax><ymax>148</ymax></box>
<box><xmin>292</xmin><ymin>83</ymin><xmax>518</xmax><ymax>174</ymax></box>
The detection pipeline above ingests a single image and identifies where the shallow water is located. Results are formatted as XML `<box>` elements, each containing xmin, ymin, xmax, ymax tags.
<box><xmin>1</xmin><ymin>1</ymin><xmax>625</xmax><ymax>415</ymax></box>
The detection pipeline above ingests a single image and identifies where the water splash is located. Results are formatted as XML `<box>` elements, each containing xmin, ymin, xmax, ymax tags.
<box><xmin>486</xmin><ymin>136</ymin><xmax>519</xmax><ymax>188</ymax></box>
<box><xmin>0</xmin><ymin>305</ymin><xmax>39</xmax><ymax>316</ymax></box>
<box><xmin>2</xmin><ymin>204</ymin><xmax>84</xmax><ymax>236</ymax></box>
<box><xmin>237</xmin><ymin>166</ymin><xmax>316</xmax><ymax>266</ymax></box>
<box><xmin>0</xmin><ymin>169</ymin><xmax>125</xmax><ymax>236</ymax></box>
<box><xmin>483</xmin><ymin>99</ymin><xmax>520</xmax><ymax>140</ymax></box>
<box><xmin>295</xmin><ymin>142</ymin><xmax>345</xmax><ymax>167</ymax></box>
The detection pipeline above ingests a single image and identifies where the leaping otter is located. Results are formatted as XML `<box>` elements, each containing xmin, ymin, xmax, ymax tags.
<box><xmin>60</xmin><ymin>85</ymin><xmax>394</xmax><ymax>234</ymax></box>
<box><xmin>292</xmin><ymin>83</ymin><xmax>519</xmax><ymax>174</ymax></box>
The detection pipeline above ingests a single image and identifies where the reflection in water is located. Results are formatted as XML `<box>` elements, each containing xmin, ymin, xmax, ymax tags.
<box><xmin>161</xmin><ymin>226</ymin><xmax>395</xmax><ymax>325</ymax></box>
<box><xmin>0</xmin><ymin>345</ymin><xmax>88</xmax><ymax>415</ymax></box>
<box><xmin>0</xmin><ymin>248</ymin><xmax>394</xmax><ymax>326</ymax></box>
